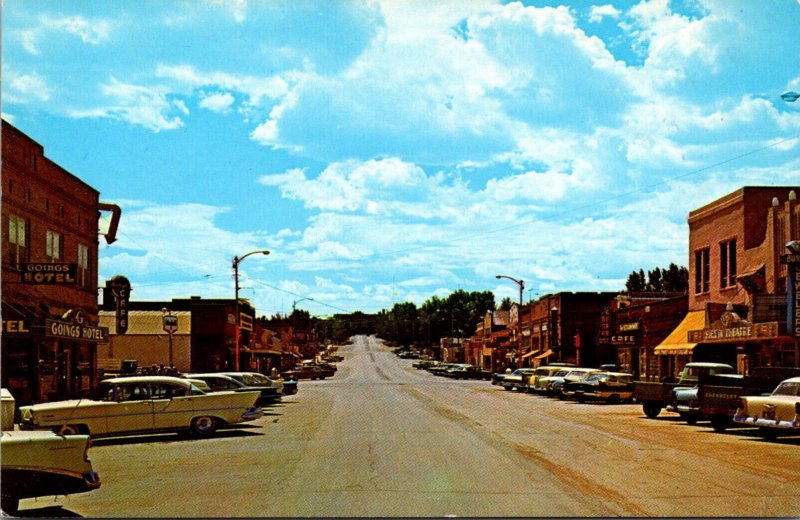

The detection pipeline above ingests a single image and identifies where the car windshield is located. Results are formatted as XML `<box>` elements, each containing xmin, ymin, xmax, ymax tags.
<box><xmin>585</xmin><ymin>373</ymin><xmax>608</xmax><ymax>382</ymax></box>
<box><xmin>773</xmin><ymin>382</ymin><xmax>800</xmax><ymax>396</ymax></box>
<box><xmin>554</xmin><ymin>369</ymin><xmax>570</xmax><ymax>377</ymax></box>
<box><xmin>237</xmin><ymin>373</ymin><xmax>269</xmax><ymax>386</ymax></box>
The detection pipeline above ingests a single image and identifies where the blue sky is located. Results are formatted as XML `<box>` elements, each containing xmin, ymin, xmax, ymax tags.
<box><xmin>3</xmin><ymin>0</ymin><xmax>800</xmax><ymax>317</ymax></box>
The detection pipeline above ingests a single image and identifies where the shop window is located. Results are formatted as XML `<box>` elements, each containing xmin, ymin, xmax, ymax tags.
<box><xmin>720</xmin><ymin>239</ymin><xmax>737</xmax><ymax>289</ymax></box>
<box><xmin>45</xmin><ymin>229</ymin><xmax>62</xmax><ymax>261</ymax></box>
<box><xmin>8</xmin><ymin>214</ymin><xmax>28</xmax><ymax>268</ymax></box>
<box><xmin>694</xmin><ymin>247</ymin><xmax>710</xmax><ymax>294</ymax></box>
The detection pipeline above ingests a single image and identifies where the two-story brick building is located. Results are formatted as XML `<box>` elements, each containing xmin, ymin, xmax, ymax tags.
<box><xmin>1</xmin><ymin>120</ymin><xmax>121</xmax><ymax>405</ymax></box>
<box><xmin>654</xmin><ymin>186</ymin><xmax>799</xmax><ymax>378</ymax></box>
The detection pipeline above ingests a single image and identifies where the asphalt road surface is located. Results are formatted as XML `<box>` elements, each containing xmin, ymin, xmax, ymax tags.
<box><xmin>18</xmin><ymin>335</ymin><xmax>800</xmax><ymax>517</ymax></box>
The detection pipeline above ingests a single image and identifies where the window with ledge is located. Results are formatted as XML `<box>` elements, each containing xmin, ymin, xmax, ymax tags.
<box><xmin>720</xmin><ymin>239</ymin><xmax>737</xmax><ymax>289</ymax></box>
<box><xmin>8</xmin><ymin>214</ymin><xmax>28</xmax><ymax>268</ymax></box>
<box><xmin>78</xmin><ymin>244</ymin><xmax>91</xmax><ymax>288</ymax></box>
<box><xmin>694</xmin><ymin>247</ymin><xmax>710</xmax><ymax>294</ymax></box>
<box><xmin>45</xmin><ymin>230</ymin><xmax>62</xmax><ymax>261</ymax></box>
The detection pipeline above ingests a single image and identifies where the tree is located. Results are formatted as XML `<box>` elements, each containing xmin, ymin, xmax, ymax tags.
<box><xmin>625</xmin><ymin>264</ymin><xmax>688</xmax><ymax>293</ymax></box>
<box><xmin>498</xmin><ymin>297</ymin><xmax>513</xmax><ymax>311</ymax></box>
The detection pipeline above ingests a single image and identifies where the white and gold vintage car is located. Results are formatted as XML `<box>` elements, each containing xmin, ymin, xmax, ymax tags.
<box><xmin>733</xmin><ymin>376</ymin><xmax>800</xmax><ymax>439</ymax></box>
<box><xmin>2</xmin><ymin>430</ymin><xmax>101</xmax><ymax>514</ymax></box>
<box><xmin>19</xmin><ymin>376</ymin><xmax>263</xmax><ymax>438</ymax></box>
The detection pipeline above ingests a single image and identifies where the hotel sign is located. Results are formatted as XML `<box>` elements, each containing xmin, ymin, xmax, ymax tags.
<box><xmin>20</xmin><ymin>263</ymin><xmax>77</xmax><ymax>284</ymax></box>
<box><xmin>45</xmin><ymin>319</ymin><xmax>108</xmax><ymax>342</ymax></box>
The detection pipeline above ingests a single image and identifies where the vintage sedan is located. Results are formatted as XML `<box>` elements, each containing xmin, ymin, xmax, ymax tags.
<box><xmin>563</xmin><ymin>372</ymin><xmax>634</xmax><ymax>403</ymax></box>
<box><xmin>18</xmin><ymin>376</ymin><xmax>263</xmax><ymax>438</ymax></box>
<box><xmin>501</xmin><ymin>368</ymin><xmax>537</xmax><ymax>391</ymax></box>
<box><xmin>523</xmin><ymin>364</ymin><xmax>576</xmax><ymax>393</ymax></box>
<box><xmin>551</xmin><ymin>367</ymin><xmax>602</xmax><ymax>399</ymax></box>
<box><xmin>531</xmin><ymin>368</ymin><xmax>573</xmax><ymax>395</ymax></box>
<box><xmin>733</xmin><ymin>376</ymin><xmax>800</xmax><ymax>439</ymax></box>
<box><xmin>187</xmin><ymin>373</ymin><xmax>282</xmax><ymax>405</ymax></box>
<box><xmin>2</xmin><ymin>430</ymin><xmax>101</xmax><ymax>514</ymax></box>
<box><xmin>443</xmin><ymin>364</ymin><xmax>491</xmax><ymax>380</ymax></box>
<box><xmin>220</xmin><ymin>371</ymin><xmax>289</xmax><ymax>397</ymax></box>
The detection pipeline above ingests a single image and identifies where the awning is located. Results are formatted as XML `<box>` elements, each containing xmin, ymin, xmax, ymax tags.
<box><xmin>654</xmin><ymin>310</ymin><xmax>705</xmax><ymax>355</ymax></box>
<box><xmin>736</xmin><ymin>263</ymin><xmax>765</xmax><ymax>280</ymax></box>
<box><xmin>533</xmin><ymin>349</ymin><xmax>554</xmax><ymax>361</ymax></box>
<box><xmin>521</xmin><ymin>349</ymin><xmax>541</xmax><ymax>359</ymax></box>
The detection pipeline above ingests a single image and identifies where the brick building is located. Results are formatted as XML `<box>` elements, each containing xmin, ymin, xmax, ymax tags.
<box><xmin>654</xmin><ymin>186</ymin><xmax>799</xmax><ymax>378</ymax></box>
<box><xmin>607</xmin><ymin>294</ymin><xmax>688</xmax><ymax>381</ymax></box>
<box><xmin>1</xmin><ymin>120</ymin><xmax>121</xmax><ymax>405</ymax></box>
<box><xmin>98</xmin><ymin>295</ymin><xmax>265</xmax><ymax>374</ymax></box>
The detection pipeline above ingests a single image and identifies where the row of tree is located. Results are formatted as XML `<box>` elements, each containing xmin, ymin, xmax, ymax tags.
<box><xmin>268</xmin><ymin>264</ymin><xmax>689</xmax><ymax>347</ymax></box>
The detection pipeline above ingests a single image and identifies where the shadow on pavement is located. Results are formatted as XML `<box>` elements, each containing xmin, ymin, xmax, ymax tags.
<box><xmin>15</xmin><ymin>504</ymin><xmax>82</xmax><ymax>517</ymax></box>
<box><xmin>90</xmin><ymin>427</ymin><xmax>265</xmax><ymax>447</ymax></box>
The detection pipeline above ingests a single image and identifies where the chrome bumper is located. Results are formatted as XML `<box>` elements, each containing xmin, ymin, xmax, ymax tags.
<box><xmin>733</xmin><ymin>413</ymin><xmax>800</xmax><ymax>430</ymax></box>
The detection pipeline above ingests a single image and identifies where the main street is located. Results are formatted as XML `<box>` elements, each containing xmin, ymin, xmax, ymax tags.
<box><xmin>19</xmin><ymin>335</ymin><xmax>800</xmax><ymax>517</ymax></box>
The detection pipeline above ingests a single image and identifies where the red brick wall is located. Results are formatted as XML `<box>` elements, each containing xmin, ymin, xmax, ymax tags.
<box><xmin>1</xmin><ymin>120</ymin><xmax>100</xmax><ymax>319</ymax></box>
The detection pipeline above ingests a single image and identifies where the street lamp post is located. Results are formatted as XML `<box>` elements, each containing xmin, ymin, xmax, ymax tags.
<box><xmin>233</xmin><ymin>249</ymin><xmax>270</xmax><ymax>371</ymax></box>
<box><xmin>496</xmin><ymin>274</ymin><xmax>525</xmax><ymax>367</ymax></box>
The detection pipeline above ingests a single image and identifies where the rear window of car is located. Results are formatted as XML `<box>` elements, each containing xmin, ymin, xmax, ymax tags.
<box><xmin>774</xmin><ymin>382</ymin><xmax>800</xmax><ymax>396</ymax></box>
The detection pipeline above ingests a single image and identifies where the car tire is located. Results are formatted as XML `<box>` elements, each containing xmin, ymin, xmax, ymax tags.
<box><xmin>190</xmin><ymin>416</ymin><xmax>217</xmax><ymax>436</ymax></box>
<box><xmin>643</xmin><ymin>402</ymin><xmax>661</xmax><ymax>419</ymax></box>
<box><xmin>710</xmin><ymin>416</ymin><xmax>730</xmax><ymax>433</ymax></box>
<box><xmin>56</xmin><ymin>424</ymin><xmax>83</xmax><ymax>435</ymax></box>
<box><xmin>760</xmin><ymin>428</ymin><xmax>778</xmax><ymax>441</ymax></box>
<box><xmin>577</xmin><ymin>395</ymin><xmax>586</xmax><ymax>403</ymax></box>
<box><xmin>1</xmin><ymin>493</ymin><xmax>19</xmax><ymax>515</ymax></box>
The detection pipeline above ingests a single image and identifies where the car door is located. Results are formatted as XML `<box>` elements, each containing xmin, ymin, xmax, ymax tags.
<box><xmin>105</xmin><ymin>382</ymin><xmax>155</xmax><ymax>434</ymax></box>
<box><xmin>151</xmin><ymin>382</ymin><xmax>194</xmax><ymax>431</ymax></box>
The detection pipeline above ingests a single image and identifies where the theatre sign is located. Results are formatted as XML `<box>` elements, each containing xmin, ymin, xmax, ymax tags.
<box><xmin>687</xmin><ymin>308</ymin><xmax>781</xmax><ymax>343</ymax></box>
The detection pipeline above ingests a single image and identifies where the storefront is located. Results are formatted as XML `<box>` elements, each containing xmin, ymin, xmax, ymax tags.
<box><xmin>1</xmin><ymin>306</ymin><xmax>106</xmax><ymax>406</ymax></box>
<box><xmin>686</xmin><ymin>305</ymin><xmax>795</xmax><ymax>375</ymax></box>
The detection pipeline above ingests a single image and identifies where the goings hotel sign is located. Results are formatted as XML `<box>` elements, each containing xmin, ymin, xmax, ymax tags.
<box><xmin>21</xmin><ymin>263</ymin><xmax>77</xmax><ymax>284</ymax></box>
<box><xmin>45</xmin><ymin>309</ymin><xmax>108</xmax><ymax>343</ymax></box>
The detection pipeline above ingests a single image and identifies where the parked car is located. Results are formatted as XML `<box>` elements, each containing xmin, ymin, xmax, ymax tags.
<box><xmin>443</xmin><ymin>364</ymin><xmax>491</xmax><ymax>380</ymax></box>
<box><xmin>733</xmin><ymin>376</ymin><xmax>800</xmax><ymax>439</ymax></box>
<box><xmin>282</xmin><ymin>364</ymin><xmax>334</xmax><ymax>380</ymax></box>
<box><xmin>563</xmin><ymin>372</ymin><xmax>634</xmax><ymax>403</ymax></box>
<box><xmin>218</xmin><ymin>371</ymin><xmax>288</xmax><ymax>397</ymax></box>
<box><xmin>1</xmin><ymin>389</ymin><xmax>101</xmax><ymax>514</ymax></box>
<box><xmin>663</xmin><ymin>363</ymin><xmax>736</xmax><ymax>423</ymax></box>
<box><xmin>550</xmin><ymin>368</ymin><xmax>602</xmax><ymax>399</ymax></box>
<box><xmin>523</xmin><ymin>364</ymin><xmax>576</xmax><ymax>393</ymax></box>
<box><xmin>531</xmin><ymin>367</ymin><xmax>573</xmax><ymax>395</ymax></box>
<box><xmin>501</xmin><ymin>368</ymin><xmax>537</xmax><ymax>391</ymax></box>
<box><xmin>18</xmin><ymin>376</ymin><xmax>263</xmax><ymax>438</ymax></box>
<box><xmin>695</xmin><ymin>367</ymin><xmax>800</xmax><ymax>432</ymax></box>
<box><xmin>428</xmin><ymin>363</ymin><xmax>460</xmax><ymax>377</ymax></box>
<box><xmin>412</xmin><ymin>359</ymin><xmax>440</xmax><ymax>370</ymax></box>
<box><xmin>2</xmin><ymin>430</ymin><xmax>101</xmax><ymax>514</ymax></box>
<box><xmin>634</xmin><ymin>362</ymin><xmax>734</xmax><ymax>419</ymax></box>
<box><xmin>187</xmin><ymin>373</ymin><xmax>281</xmax><ymax>406</ymax></box>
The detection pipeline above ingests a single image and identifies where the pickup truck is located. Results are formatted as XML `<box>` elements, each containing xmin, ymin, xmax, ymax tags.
<box><xmin>633</xmin><ymin>362</ymin><xmax>734</xmax><ymax>419</ymax></box>
<box><xmin>695</xmin><ymin>367</ymin><xmax>800</xmax><ymax>432</ymax></box>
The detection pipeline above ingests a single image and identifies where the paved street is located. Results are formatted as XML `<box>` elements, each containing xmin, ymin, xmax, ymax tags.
<box><xmin>19</xmin><ymin>335</ymin><xmax>800</xmax><ymax>517</ymax></box>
